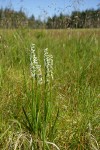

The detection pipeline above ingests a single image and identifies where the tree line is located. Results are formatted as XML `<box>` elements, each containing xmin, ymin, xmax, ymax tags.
<box><xmin>0</xmin><ymin>7</ymin><xmax>100</xmax><ymax>29</ymax></box>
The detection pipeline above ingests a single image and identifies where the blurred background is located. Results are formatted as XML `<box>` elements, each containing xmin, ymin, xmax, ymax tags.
<box><xmin>0</xmin><ymin>0</ymin><xmax>100</xmax><ymax>28</ymax></box>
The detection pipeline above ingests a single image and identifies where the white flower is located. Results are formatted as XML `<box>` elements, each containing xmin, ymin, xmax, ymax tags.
<box><xmin>30</xmin><ymin>44</ymin><xmax>42</xmax><ymax>84</ymax></box>
<box><xmin>44</xmin><ymin>48</ymin><xmax>53</xmax><ymax>83</ymax></box>
<box><xmin>30</xmin><ymin>45</ymin><xmax>53</xmax><ymax>85</ymax></box>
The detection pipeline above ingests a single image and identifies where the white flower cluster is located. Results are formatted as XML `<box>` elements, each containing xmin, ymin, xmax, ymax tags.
<box><xmin>30</xmin><ymin>44</ymin><xmax>42</xmax><ymax>84</ymax></box>
<box><xmin>44</xmin><ymin>48</ymin><xmax>53</xmax><ymax>83</ymax></box>
<box><xmin>30</xmin><ymin>44</ymin><xmax>53</xmax><ymax>85</ymax></box>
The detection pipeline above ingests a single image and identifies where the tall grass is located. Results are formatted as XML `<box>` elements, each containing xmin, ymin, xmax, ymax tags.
<box><xmin>0</xmin><ymin>29</ymin><xmax>100</xmax><ymax>149</ymax></box>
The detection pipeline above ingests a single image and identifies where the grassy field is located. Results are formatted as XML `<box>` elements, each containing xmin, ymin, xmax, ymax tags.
<box><xmin>0</xmin><ymin>29</ymin><xmax>100</xmax><ymax>149</ymax></box>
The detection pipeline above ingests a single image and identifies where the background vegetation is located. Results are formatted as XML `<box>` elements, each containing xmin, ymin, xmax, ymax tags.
<box><xmin>0</xmin><ymin>7</ymin><xmax>100</xmax><ymax>29</ymax></box>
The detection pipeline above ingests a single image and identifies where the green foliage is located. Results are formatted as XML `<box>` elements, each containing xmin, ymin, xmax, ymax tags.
<box><xmin>0</xmin><ymin>29</ymin><xmax>100</xmax><ymax>149</ymax></box>
<box><xmin>21</xmin><ymin>45</ymin><xmax>59</xmax><ymax>149</ymax></box>
<box><xmin>46</xmin><ymin>9</ymin><xmax>100</xmax><ymax>29</ymax></box>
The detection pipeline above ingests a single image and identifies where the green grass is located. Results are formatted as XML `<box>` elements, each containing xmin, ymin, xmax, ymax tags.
<box><xmin>0</xmin><ymin>28</ymin><xmax>100</xmax><ymax>149</ymax></box>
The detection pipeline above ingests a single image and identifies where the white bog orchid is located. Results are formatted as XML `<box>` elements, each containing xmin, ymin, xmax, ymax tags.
<box><xmin>44</xmin><ymin>48</ymin><xmax>53</xmax><ymax>83</ymax></box>
<box><xmin>30</xmin><ymin>44</ymin><xmax>53</xmax><ymax>85</ymax></box>
<box><xmin>30</xmin><ymin>44</ymin><xmax>42</xmax><ymax>84</ymax></box>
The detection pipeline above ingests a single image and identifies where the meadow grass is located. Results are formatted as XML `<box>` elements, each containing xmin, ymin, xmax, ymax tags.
<box><xmin>0</xmin><ymin>28</ymin><xmax>100</xmax><ymax>149</ymax></box>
